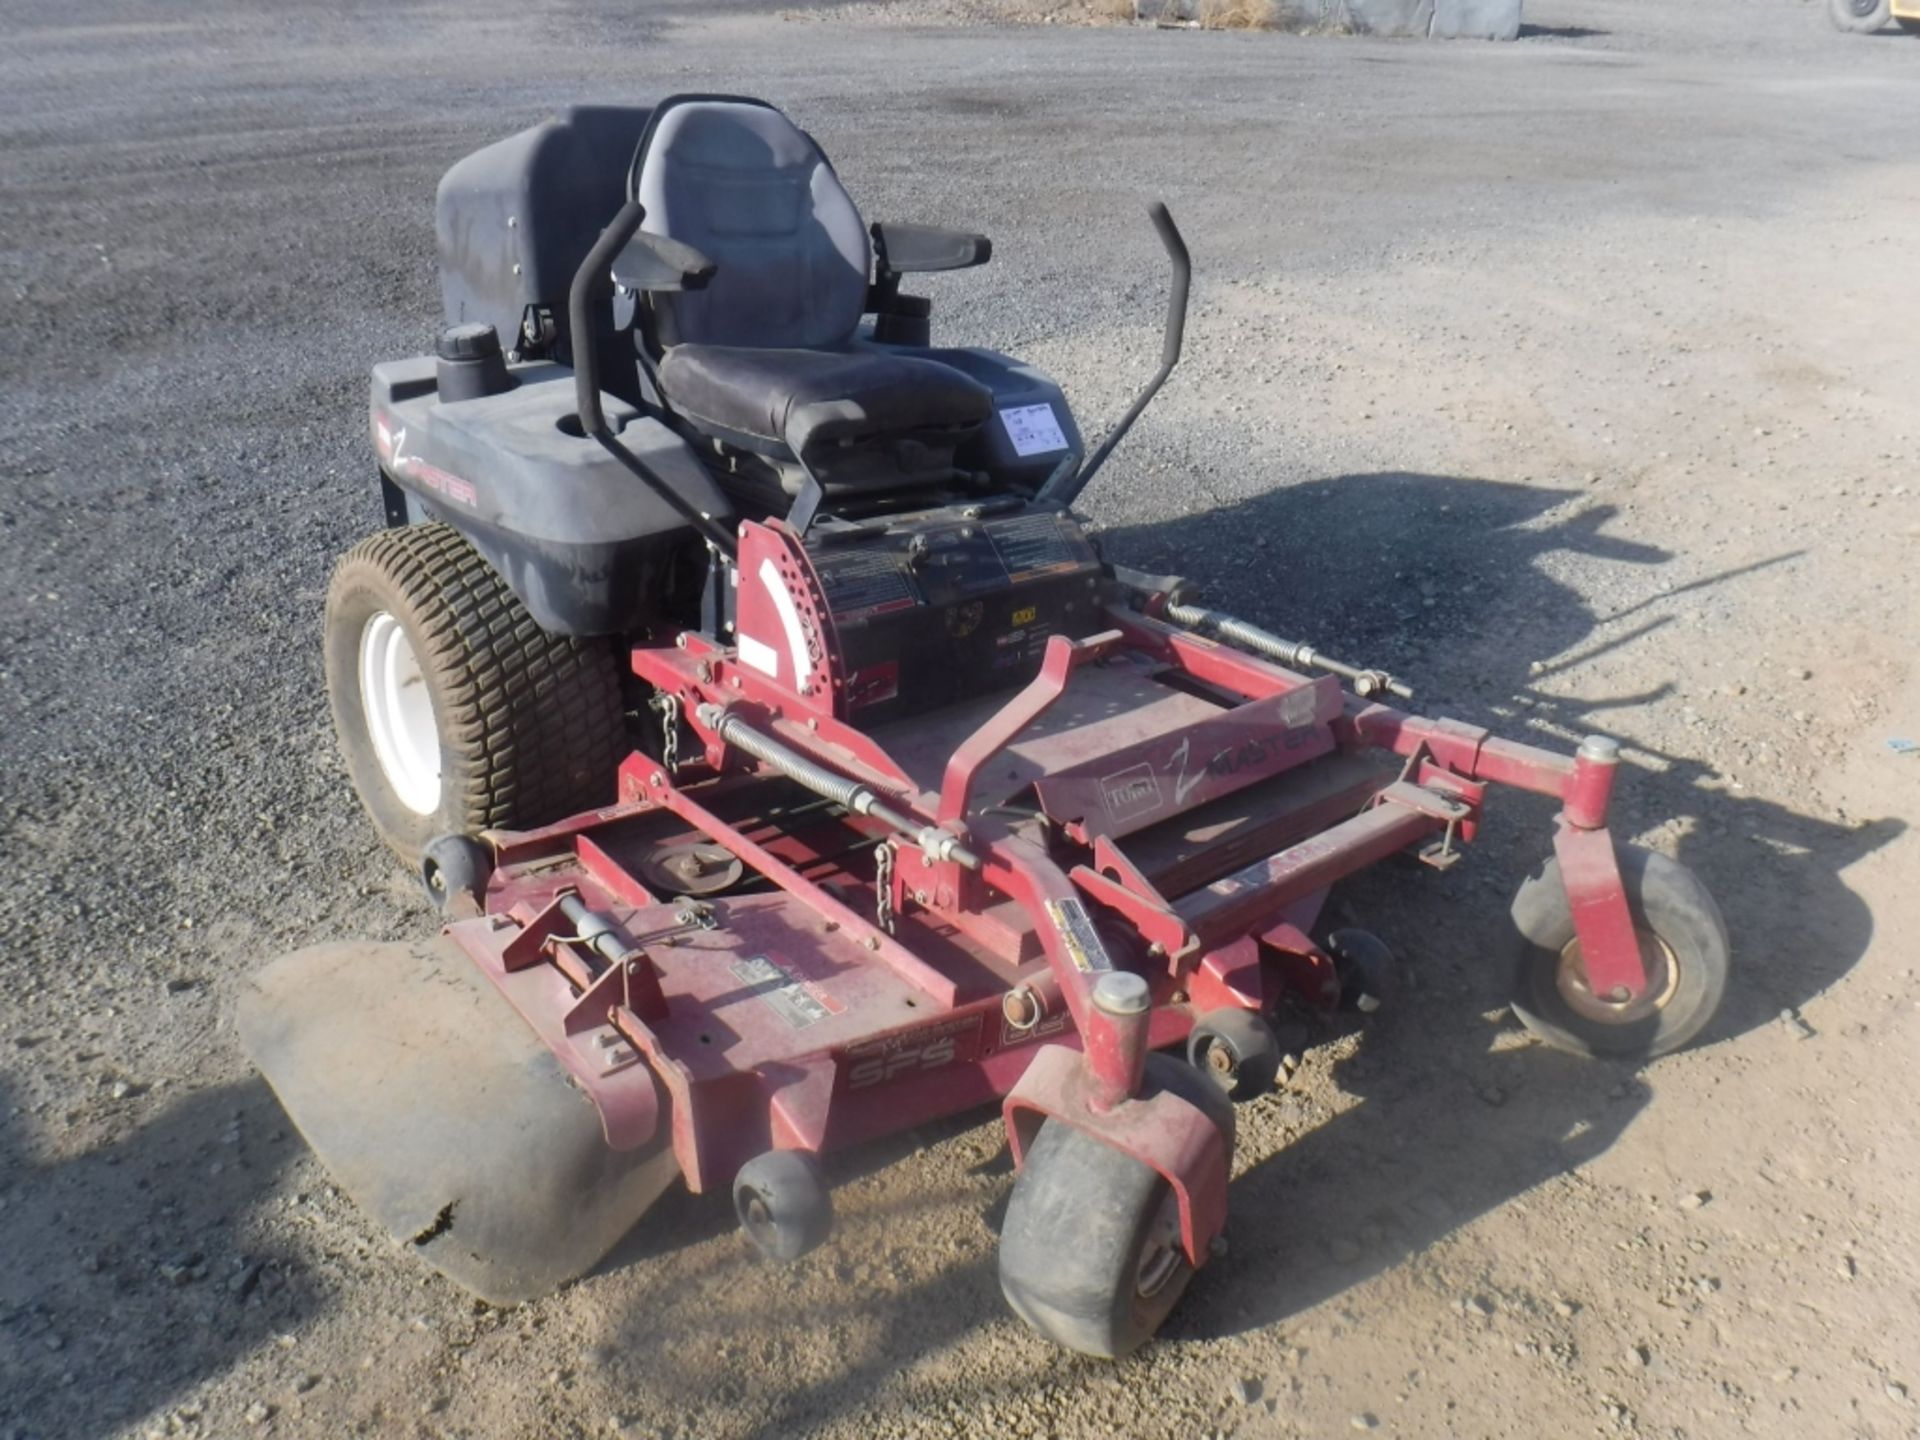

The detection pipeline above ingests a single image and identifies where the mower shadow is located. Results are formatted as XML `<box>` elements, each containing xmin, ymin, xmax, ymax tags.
<box><xmin>1176</xmin><ymin>1035</ymin><xmax>1652</xmax><ymax>1343</ymax></box>
<box><xmin>1097</xmin><ymin>471</ymin><xmax>1898</xmax><ymax>1046</ymax></box>
<box><xmin>1092</xmin><ymin>472</ymin><xmax>1902</xmax><ymax>1338</ymax></box>
<box><xmin>0</xmin><ymin>1074</ymin><xmax>321</xmax><ymax>1440</ymax></box>
<box><xmin>592</xmin><ymin>1159</ymin><xmax>1015</xmax><ymax>1440</ymax></box>
<box><xmin>593</xmin><ymin>1105</ymin><xmax>1000</xmax><ymax>1272</ymax></box>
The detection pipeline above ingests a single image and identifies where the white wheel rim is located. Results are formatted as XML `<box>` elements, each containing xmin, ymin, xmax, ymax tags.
<box><xmin>358</xmin><ymin>610</ymin><xmax>442</xmax><ymax>815</ymax></box>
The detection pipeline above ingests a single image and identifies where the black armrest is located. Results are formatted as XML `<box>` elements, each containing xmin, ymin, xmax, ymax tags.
<box><xmin>610</xmin><ymin>230</ymin><xmax>716</xmax><ymax>293</ymax></box>
<box><xmin>871</xmin><ymin>222</ymin><xmax>992</xmax><ymax>274</ymax></box>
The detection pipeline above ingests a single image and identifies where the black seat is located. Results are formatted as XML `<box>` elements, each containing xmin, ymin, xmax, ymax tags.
<box><xmin>628</xmin><ymin>96</ymin><xmax>992</xmax><ymax>504</ymax></box>
<box><xmin>657</xmin><ymin>343</ymin><xmax>991</xmax><ymax>458</ymax></box>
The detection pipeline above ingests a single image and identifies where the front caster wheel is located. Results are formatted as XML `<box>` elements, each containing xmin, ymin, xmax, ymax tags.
<box><xmin>1508</xmin><ymin>846</ymin><xmax>1729</xmax><ymax>1059</ymax></box>
<box><xmin>420</xmin><ymin>833</ymin><xmax>494</xmax><ymax>916</ymax></box>
<box><xmin>733</xmin><ymin>1150</ymin><xmax>833</xmax><ymax>1262</ymax></box>
<box><xmin>999</xmin><ymin>1057</ymin><xmax>1228</xmax><ymax>1358</ymax></box>
<box><xmin>1327</xmin><ymin>927</ymin><xmax>1396</xmax><ymax>1013</ymax></box>
<box><xmin>1186</xmin><ymin>1008</ymin><xmax>1282</xmax><ymax>1102</ymax></box>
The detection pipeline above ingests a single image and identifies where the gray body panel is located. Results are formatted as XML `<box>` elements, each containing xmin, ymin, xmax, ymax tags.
<box><xmin>909</xmin><ymin>345</ymin><xmax>1086</xmax><ymax>487</ymax></box>
<box><xmin>371</xmin><ymin>358</ymin><xmax>731</xmax><ymax>635</ymax></box>
<box><xmin>437</xmin><ymin>104</ymin><xmax>654</xmax><ymax>379</ymax></box>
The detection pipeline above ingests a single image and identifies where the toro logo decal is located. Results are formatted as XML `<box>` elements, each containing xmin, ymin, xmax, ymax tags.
<box><xmin>1098</xmin><ymin>761</ymin><xmax>1164</xmax><ymax>824</ymax></box>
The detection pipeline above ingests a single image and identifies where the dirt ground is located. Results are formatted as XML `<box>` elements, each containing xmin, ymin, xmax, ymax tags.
<box><xmin>3</xmin><ymin>1</ymin><xmax>1918</xmax><ymax>1437</ymax></box>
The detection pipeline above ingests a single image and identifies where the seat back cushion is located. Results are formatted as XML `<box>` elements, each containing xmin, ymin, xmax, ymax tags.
<box><xmin>631</xmin><ymin>97</ymin><xmax>870</xmax><ymax>351</ymax></box>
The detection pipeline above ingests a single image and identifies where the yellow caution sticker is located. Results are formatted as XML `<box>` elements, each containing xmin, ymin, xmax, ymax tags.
<box><xmin>1044</xmin><ymin>896</ymin><xmax>1113</xmax><ymax>973</ymax></box>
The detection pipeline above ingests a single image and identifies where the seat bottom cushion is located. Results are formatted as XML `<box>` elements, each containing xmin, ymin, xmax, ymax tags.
<box><xmin>657</xmin><ymin>343</ymin><xmax>993</xmax><ymax>458</ymax></box>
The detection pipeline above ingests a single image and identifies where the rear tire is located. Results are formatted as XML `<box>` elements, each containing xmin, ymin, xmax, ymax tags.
<box><xmin>324</xmin><ymin>523</ymin><xmax>626</xmax><ymax>865</ymax></box>
<box><xmin>1828</xmin><ymin>0</ymin><xmax>1890</xmax><ymax>31</ymax></box>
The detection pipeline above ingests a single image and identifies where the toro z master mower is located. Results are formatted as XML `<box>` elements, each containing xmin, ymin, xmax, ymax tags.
<box><xmin>240</xmin><ymin>96</ymin><xmax>1730</xmax><ymax>1356</ymax></box>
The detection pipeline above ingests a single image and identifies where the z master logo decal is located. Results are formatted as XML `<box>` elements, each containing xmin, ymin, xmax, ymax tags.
<box><xmin>382</xmin><ymin>422</ymin><xmax>478</xmax><ymax>508</ymax></box>
<box><xmin>1170</xmin><ymin>727</ymin><xmax>1319</xmax><ymax>806</ymax></box>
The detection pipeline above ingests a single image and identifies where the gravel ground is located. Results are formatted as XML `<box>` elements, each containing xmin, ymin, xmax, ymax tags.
<box><xmin>3</xmin><ymin>2</ymin><xmax>1918</xmax><ymax>1437</ymax></box>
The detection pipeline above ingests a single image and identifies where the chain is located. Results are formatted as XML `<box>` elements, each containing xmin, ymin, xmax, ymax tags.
<box><xmin>658</xmin><ymin>692</ymin><xmax>680</xmax><ymax>775</ymax></box>
<box><xmin>874</xmin><ymin>842</ymin><xmax>896</xmax><ymax>935</ymax></box>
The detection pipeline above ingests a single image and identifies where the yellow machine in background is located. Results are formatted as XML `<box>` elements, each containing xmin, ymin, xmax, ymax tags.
<box><xmin>1830</xmin><ymin>0</ymin><xmax>1920</xmax><ymax>32</ymax></box>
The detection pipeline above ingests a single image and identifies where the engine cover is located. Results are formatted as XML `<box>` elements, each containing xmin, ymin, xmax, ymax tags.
<box><xmin>731</xmin><ymin>510</ymin><xmax>1107</xmax><ymax>726</ymax></box>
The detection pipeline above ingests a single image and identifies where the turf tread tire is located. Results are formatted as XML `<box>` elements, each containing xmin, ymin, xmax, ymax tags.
<box><xmin>325</xmin><ymin>523</ymin><xmax>625</xmax><ymax>864</ymax></box>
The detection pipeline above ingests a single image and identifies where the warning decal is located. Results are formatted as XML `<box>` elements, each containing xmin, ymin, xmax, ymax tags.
<box><xmin>1043</xmin><ymin>896</ymin><xmax>1114</xmax><ymax>974</ymax></box>
<box><xmin>814</xmin><ymin>548</ymin><xmax>919</xmax><ymax>623</ymax></box>
<box><xmin>986</xmin><ymin>511</ymin><xmax>1087</xmax><ymax>582</ymax></box>
<box><xmin>999</xmin><ymin>403</ymin><xmax>1068</xmax><ymax>457</ymax></box>
<box><xmin>731</xmin><ymin>955</ymin><xmax>845</xmax><ymax>1030</ymax></box>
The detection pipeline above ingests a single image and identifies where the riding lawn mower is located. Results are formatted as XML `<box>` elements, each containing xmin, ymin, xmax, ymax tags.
<box><xmin>238</xmin><ymin>95</ymin><xmax>1731</xmax><ymax>1357</ymax></box>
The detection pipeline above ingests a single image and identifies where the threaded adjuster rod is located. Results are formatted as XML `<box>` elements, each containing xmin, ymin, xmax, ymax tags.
<box><xmin>698</xmin><ymin>704</ymin><xmax>980</xmax><ymax>870</ymax></box>
<box><xmin>1164</xmin><ymin>601</ymin><xmax>1413</xmax><ymax>701</ymax></box>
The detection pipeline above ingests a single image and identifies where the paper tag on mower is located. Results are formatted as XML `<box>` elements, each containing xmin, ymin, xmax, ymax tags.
<box><xmin>999</xmin><ymin>403</ymin><xmax>1068</xmax><ymax>457</ymax></box>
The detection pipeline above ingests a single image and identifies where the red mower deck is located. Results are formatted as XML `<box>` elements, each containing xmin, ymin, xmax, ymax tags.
<box><xmin>446</xmin><ymin>521</ymin><xmax>1652</xmax><ymax>1269</ymax></box>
